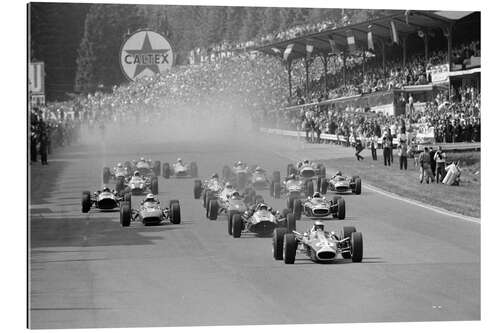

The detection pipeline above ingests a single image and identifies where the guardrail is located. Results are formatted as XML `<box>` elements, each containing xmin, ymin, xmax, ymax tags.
<box><xmin>260</xmin><ymin>128</ymin><xmax>480</xmax><ymax>152</ymax></box>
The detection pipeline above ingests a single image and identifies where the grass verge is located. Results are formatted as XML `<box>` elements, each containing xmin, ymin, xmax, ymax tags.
<box><xmin>318</xmin><ymin>150</ymin><xmax>480</xmax><ymax>218</ymax></box>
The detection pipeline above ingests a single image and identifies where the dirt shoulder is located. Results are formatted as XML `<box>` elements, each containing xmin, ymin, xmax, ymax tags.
<box><xmin>317</xmin><ymin>150</ymin><xmax>480</xmax><ymax>218</ymax></box>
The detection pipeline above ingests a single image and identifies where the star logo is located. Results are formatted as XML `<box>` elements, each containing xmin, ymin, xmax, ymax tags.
<box><xmin>120</xmin><ymin>31</ymin><xmax>173</xmax><ymax>81</ymax></box>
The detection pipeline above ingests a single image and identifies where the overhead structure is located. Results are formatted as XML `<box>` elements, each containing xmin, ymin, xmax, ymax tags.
<box><xmin>255</xmin><ymin>10</ymin><xmax>478</xmax><ymax>98</ymax></box>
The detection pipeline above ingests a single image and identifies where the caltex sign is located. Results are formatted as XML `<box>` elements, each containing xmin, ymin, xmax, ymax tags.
<box><xmin>120</xmin><ymin>30</ymin><xmax>174</xmax><ymax>81</ymax></box>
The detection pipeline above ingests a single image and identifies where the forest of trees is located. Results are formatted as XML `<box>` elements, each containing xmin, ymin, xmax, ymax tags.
<box><xmin>30</xmin><ymin>3</ymin><xmax>393</xmax><ymax>101</ymax></box>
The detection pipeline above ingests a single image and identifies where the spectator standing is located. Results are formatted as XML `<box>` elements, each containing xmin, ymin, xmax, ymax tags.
<box><xmin>387</xmin><ymin>129</ymin><xmax>394</xmax><ymax>164</ymax></box>
<box><xmin>398</xmin><ymin>140</ymin><xmax>408</xmax><ymax>170</ymax></box>
<box><xmin>418</xmin><ymin>147</ymin><xmax>434</xmax><ymax>183</ymax></box>
<box><xmin>434</xmin><ymin>146</ymin><xmax>447</xmax><ymax>183</ymax></box>
<box><xmin>370</xmin><ymin>135</ymin><xmax>378</xmax><ymax>160</ymax></box>
<box><xmin>429</xmin><ymin>146</ymin><xmax>437</xmax><ymax>178</ymax></box>
<box><xmin>354</xmin><ymin>139</ymin><xmax>364</xmax><ymax>160</ymax></box>
<box><xmin>382</xmin><ymin>132</ymin><xmax>391</xmax><ymax>166</ymax></box>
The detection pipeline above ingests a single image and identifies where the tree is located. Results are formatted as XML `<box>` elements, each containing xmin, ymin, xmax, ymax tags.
<box><xmin>239</xmin><ymin>7</ymin><xmax>262</xmax><ymax>41</ymax></box>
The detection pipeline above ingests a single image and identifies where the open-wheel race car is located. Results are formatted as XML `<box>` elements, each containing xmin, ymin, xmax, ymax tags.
<box><xmin>193</xmin><ymin>175</ymin><xmax>224</xmax><ymax>202</ymax></box>
<box><xmin>291</xmin><ymin>192</ymin><xmax>346</xmax><ymax>220</ymax></box>
<box><xmin>118</xmin><ymin>171</ymin><xmax>159</xmax><ymax>195</ymax></box>
<box><xmin>229</xmin><ymin>202</ymin><xmax>296</xmax><ymax>238</ymax></box>
<box><xmin>327</xmin><ymin>172</ymin><xmax>362</xmax><ymax>195</ymax></box>
<box><xmin>119</xmin><ymin>194</ymin><xmax>181</xmax><ymax>227</ymax></box>
<box><xmin>247</xmin><ymin>166</ymin><xmax>280</xmax><ymax>190</ymax></box>
<box><xmin>81</xmin><ymin>187</ymin><xmax>131</xmax><ymax>213</ymax></box>
<box><xmin>102</xmin><ymin>162</ymin><xmax>132</xmax><ymax>184</ymax></box>
<box><xmin>204</xmin><ymin>184</ymin><xmax>258</xmax><ymax>221</ymax></box>
<box><xmin>133</xmin><ymin>158</ymin><xmax>162</xmax><ymax>178</ymax></box>
<box><xmin>162</xmin><ymin>158</ymin><xmax>198</xmax><ymax>178</ymax></box>
<box><xmin>272</xmin><ymin>221</ymin><xmax>363</xmax><ymax>264</ymax></box>
<box><xmin>221</xmin><ymin>161</ymin><xmax>254</xmax><ymax>190</ymax></box>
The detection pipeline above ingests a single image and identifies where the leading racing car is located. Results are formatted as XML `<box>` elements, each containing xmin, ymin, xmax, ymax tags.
<box><xmin>81</xmin><ymin>186</ymin><xmax>131</xmax><ymax>213</ymax></box>
<box><xmin>163</xmin><ymin>158</ymin><xmax>198</xmax><ymax>178</ymax></box>
<box><xmin>326</xmin><ymin>171</ymin><xmax>362</xmax><ymax>195</ymax></box>
<box><xmin>272</xmin><ymin>221</ymin><xmax>363</xmax><ymax>264</ymax></box>
<box><xmin>119</xmin><ymin>193</ymin><xmax>181</xmax><ymax>227</ymax></box>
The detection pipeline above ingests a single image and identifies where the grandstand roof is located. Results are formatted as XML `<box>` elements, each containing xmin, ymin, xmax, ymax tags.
<box><xmin>256</xmin><ymin>10</ymin><xmax>476</xmax><ymax>61</ymax></box>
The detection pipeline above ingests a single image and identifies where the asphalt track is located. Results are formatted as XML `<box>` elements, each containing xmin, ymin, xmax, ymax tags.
<box><xmin>29</xmin><ymin>133</ymin><xmax>480</xmax><ymax>329</ymax></box>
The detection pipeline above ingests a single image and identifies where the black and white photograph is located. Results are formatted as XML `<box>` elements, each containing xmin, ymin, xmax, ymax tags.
<box><xmin>16</xmin><ymin>0</ymin><xmax>494</xmax><ymax>331</ymax></box>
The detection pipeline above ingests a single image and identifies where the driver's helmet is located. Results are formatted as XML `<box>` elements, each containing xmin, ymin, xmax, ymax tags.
<box><xmin>231</xmin><ymin>191</ymin><xmax>241</xmax><ymax>199</ymax></box>
<box><xmin>211</xmin><ymin>173</ymin><xmax>219</xmax><ymax>179</ymax></box>
<box><xmin>134</xmin><ymin>171</ymin><xmax>140</xmax><ymax>177</ymax></box>
<box><xmin>177</xmin><ymin>158</ymin><xmax>182</xmax><ymax>164</ymax></box>
<box><xmin>144</xmin><ymin>193</ymin><xmax>156</xmax><ymax>203</ymax></box>
<box><xmin>102</xmin><ymin>186</ymin><xmax>110</xmax><ymax>192</ymax></box>
<box><xmin>255</xmin><ymin>166</ymin><xmax>263</xmax><ymax>172</ymax></box>
<box><xmin>335</xmin><ymin>171</ymin><xmax>342</xmax><ymax>177</ymax></box>
<box><xmin>303</xmin><ymin>160</ymin><xmax>310</xmax><ymax>165</ymax></box>
<box><xmin>258</xmin><ymin>203</ymin><xmax>269</xmax><ymax>211</ymax></box>
<box><xmin>313</xmin><ymin>221</ymin><xmax>325</xmax><ymax>231</ymax></box>
<box><xmin>236</xmin><ymin>160</ymin><xmax>243</xmax><ymax>167</ymax></box>
<box><xmin>117</xmin><ymin>163</ymin><xmax>123</xmax><ymax>168</ymax></box>
<box><xmin>225</xmin><ymin>182</ymin><xmax>233</xmax><ymax>189</ymax></box>
<box><xmin>313</xmin><ymin>192</ymin><xmax>321</xmax><ymax>198</ymax></box>
<box><xmin>140</xmin><ymin>157</ymin><xmax>145</xmax><ymax>162</ymax></box>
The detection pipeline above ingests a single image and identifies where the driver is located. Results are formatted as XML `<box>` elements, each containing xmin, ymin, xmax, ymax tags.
<box><xmin>102</xmin><ymin>186</ymin><xmax>111</xmax><ymax>193</ymax></box>
<box><xmin>131</xmin><ymin>171</ymin><xmax>141</xmax><ymax>179</ymax></box>
<box><xmin>312</xmin><ymin>192</ymin><xmax>322</xmax><ymax>199</ymax></box>
<box><xmin>211</xmin><ymin>173</ymin><xmax>219</xmax><ymax>180</ymax></box>
<box><xmin>311</xmin><ymin>221</ymin><xmax>325</xmax><ymax>232</ymax></box>
<box><xmin>255</xmin><ymin>166</ymin><xmax>264</xmax><ymax>173</ymax></box>
<box><xmin>176</xmin><ymin>158</ymin><xmax>183</xmax><ymax>166</ymax></box>
<box><xmin>235</xmin><ymin>161</ymin><xmax>244</xmax><ymax>168</ymax></box>
<box><xmin>286</xmin><ymin>172</ymin><xmax>298</xmax><ymax>181</ymax></box>
<box><xmin>117</xmin><ymin>162</ymin><xmax>123</xmax><ymax>168</ymax></box>
<box><xmin>140</xmin><ymin>157</ymin><xmax>146</xmax><ymax>163</ymax></box>
<box><xmin>142</xmin><ymin>193</ymin><xmax>158</xmax><ymax>204</ymax></box>
<box><xmin>230</xmin><ymin>191</ymin><xmax>241</xmax><ymax>200</ymax></box>
<box><xmin>245</xmin><ymin>201</ymin><xmax>275</xmax><ymax>218</ymax></box>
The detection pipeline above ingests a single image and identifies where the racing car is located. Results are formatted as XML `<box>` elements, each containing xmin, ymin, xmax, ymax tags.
<box><xmin>193</xmin><ymin>174</ymin><xmax>224</xmax><ymax>203</ymax></box>
<box><xmin>119</xmin><ymin>194</ymin><xmax>181</xmax><ymax>227</ymax></box>
<box><xmin>205</xmin><ymin>184</ymin><xmax>256</xmax><ymax>222</ymax></box>
<box><xmin>102</xmin><ymin>162</ymin><xmax>132</xmax><ymax>184</ymax></box>
<box><xmin>162</xmin><ymin>158</ymin><xmax>198</xmax><ymax>178</ymax></box>
<box><xmin>247</xmin><ymin>166</ymin><xmax>280</xmax><ymax>190</ymax></box>
<box><xmin>133</xmin><ymin>157</ymin><xmax>162</xmax><ymax>177</ymax></box>
<box><xmin>272</xmin><ymin>221</ymin><xmax>363</xmax><ymax>264</ymax></box>
<box><xmin>81</xmin><ymin>186</ymin><xmax>131</xmax><ymax>213</ymax></box>
<box><xmin>221</xmin><ymin>161</ymin><xmax>253</xmax><ymax>190</ymax></box>
<box><xmin>121</xmin><ymin>170</ymin><xmax>159</xmax><ymax>195</ymax></box>
<box><xmin>291</xmin><ymin>192</ymin><xmax>346</xmax><ymax>220</ymax></box>
<box><xmin>229</xmin><ymin>202</ymin><xmax>296</xmax><ymax>238</ymax></box>
<box><xmin>326</xmin><ymin>171</ymin><xmax>362</xmax><ymax>195</ymax></box>
<box><xmin>270</xmin><ymin>174</ymin><xmax>316</xmax><ymax>211</ymax></box>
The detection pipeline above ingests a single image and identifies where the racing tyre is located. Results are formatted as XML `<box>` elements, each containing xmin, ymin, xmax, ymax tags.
<box><xmin>283</xmin><ymin>233</ymin><xmax>297</xmax><ymax>264</ymax></box>
<box><xmin>286</xmin><ymin>197</ymin><xmax>294</xmax><ymax>211</ymax></box>
<box><xmin>269</xmin><ymin>181</ymin><xmax>275</xmax><ymax>197</ymax></box>
<box><xmin>170</xmin><ymin>201</ymin><xmax>181</xmax><ymax>224</ymax></box>
<box><xmin>194</xmin><ymin>180</ymin><xmax>202</xmax><ymax>199</ymax></box>
<box><xmin>350</xmin><ymin>232</ymin><xmax>363</xmax><ymax>262</ymax></box>
<box><xmin>227</xmin><ymin>211</ymin><xmax>235</xmax><ymax>235</ymax></box>
<box><xmin>337</xmin><ymin>198</ymin><xmax>346</xmax><ymax>220</ymax></box>
<box><xmin>151</xmin><ymin>177</ymin><xmax>159</xmax><ymax>195</ymax></box>
<box><xmin>162</xmin><ymin>163</ymin><xmax>170</xmax><ymax>178</ymax></box>
<box><xmin>273</xmin><ymin>182</ymin><xmax>281</xmax><ymax>199</ymax></box>
<box><xmin>153</xmin><ymin>161</ymin><xmax>161</xmax><ymax>176</ymax></box>
<box><xmin>286</xmin><ymin>213</ymin><xmax>297</xmax><ymax>232</ymax></box>
<box><xmin>120</xmin><ymin>204</ymin><xmax>131</xmax><ymax>227</ymax></box>
<box><xmin>232</xmin><ymin>214</ymin><xmax>242</xmax><ymax>238</ymax></box>
<box><xmin>306</xmin><ymin>180</ymin><xmax>314</xmax><ymax>197</ymax></box>
<box><xmin>102</xmin><ymin>167</ymin><xmax>111</xmax><ymax>184</ymax></box>
<box><xmin>272</xmin><ymin>171</ymin><xmax>280</xmax><ymax>183</ymax></box>
<box><xmin>292</xmin><ymin>199</ymin><xmax>302</xmax><ymax>221</ymax></box>
<box><xmin>354</xmin><ymin>177</ymin><xmax>362</xmax><ymax>195</ymax></box>
<box><xmin>208</xmin><ymin>199</ymin><xmax>219</xmax><ymax>220</ymax></box>
<box><xmin>203</xmin><ymin>190</ymin><xmax>211</xmax><ymax>208</ymax></box>
<box><xmin>190</xmin><ymin>162</ymin><xmax>198</xmax><ymax>178</ymax></box>
<box><xmin>81</xmin><ymin>191</ymin><xmax>91</xmax><ymax>213</ymax></box>
<box><xmin>273</xmin><ymin>227</ymin><xmax>287</xmax><ymax>260</ymax></box>
<box><xmin>318</xmin><ymin>164</ymin><xmax>326</xmax><ymax>178</ymax></box>
<box><xmin>341</xmin><ymin>226</ymin><xmax>357</xmax><ymax>259</ymax></box>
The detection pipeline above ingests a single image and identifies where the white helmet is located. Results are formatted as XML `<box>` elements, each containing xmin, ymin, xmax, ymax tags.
<box><xmin>177</xmin><ymin>158</ymin><xmax>182</xmax><ymax>163</ymax></box>
<box><xmin>140</xmin><ymin>157</ymin><xmax>145</xmax><ymax>162</ymax></box>
<box><xmin>313</xmin><ymin>221</ymin><xmax>325</xmax><ymax>231</ymax></box>
<box><xmin>145</xmin><ymin>193</ymin><xmax>155</xmax><ymax>202</ymax></box>
<box><xmin>117</xmin><ymin>163</ymin><xmax>123</xmax><ymax>168</ymax></box>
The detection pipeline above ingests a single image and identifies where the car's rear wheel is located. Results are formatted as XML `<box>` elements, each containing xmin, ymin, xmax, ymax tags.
<box><xmin>350</xmin><ymin>232</ymin><xmax>363</xmax><ymax>262</ymax></box>
<box><xmin>320</xmin><ymin>178</ymin><xmax>328</xmax><ymax>194</ymax></box>
<box><xmin>273</xmin><ymin>182</ymin><xmax>281</xmax><ymax>199</ymax></box>
<box><xmin>227</xmin><ymin>211</ymin><xmax>234</xmax><ymax>235</ymax></box>
<box><xmin>272</xmin><ymin>170</ymin><xmax>280</xmax><ymax>183</ymax></box>
<box><xmin>306</xmin><ymin>180</ymin><xmax>314</xmax><ymax>197</ymax></box>
<box><xmin>232</xmin><ymin>214</ymin><xmax>242</xmax><ymax>238</ymax></box>
<box><xmin>120</xmin><ymin>203</ymin><xmax>131</xmax><ymax>227</ymax></box>
<box><xmin>286</xmin><ymin>213</ymin><xmax>296</xmax><ymax>232</ymax></box>
<box><xmin>162</xmin><ymin>163</ymin><xmax>170</xmax><ymax>178</ymax></box>
<box><xmin>337</xmin><ymin>198</ymin><xmax>346</xmax><ymax>220</ymax></box>
<box><xmin>124</xmin><ymin>192</ymin><xmax>132</xmax><ymax>206</ymax></box>
<box><xmin>293</xmin><ymin>199</ymin><xmax>302</xmax><ymax>221</ymax></box>
<box><xmin>318</xmin><ymin>164</ymin><xmax>326</xmax><ymax>178</ymax></box>
<box><xmin>194</xmin><ymin>180</ymin><xmax>202</xmax><ymax>199</ymax></box>
<box><xmin>283</xmin><ymin>233</ymin><xmax>297</xmax><ymax>264</ymax></box>
<box><xmin>151</xmin><ymin>177</ymin><xmax>159</xmax><ymax>195</ymax></box>
<box><xmin>81</xmin><ymin>191</ymin><xmax>91</xmax><ymax>213</ymax></box>
<box><xmin>272</xmin><ymin>227</ymin><xmax>287</xmax><ymax>260</ymax></box>
<box><xmin>153</xmin><ymin>161</ymin><xmax>161</xmax><ymax>176</ymax></box>
<box><xmin>170</xmin><ymin>201</ymin><xmax>181</xmax><ymax>224</ymax></box>
<box><xmin>354</xmin><ymin>177</ymin><xmax>362</xmax><ymax>195</ymax></box>
<box><xmin>286</xmin><ymin>197</ymin><xmax>294</xmax><ymax>211</ymax></box>
<box><xmin>269</xmin><ymin>181</ymin><xmax>275</xmax><ymax>197</ymax></box>
<box><xmin>341</xmin><ymin>226</ymin><xmax>357</xmax><ymax>259</ymax></box>
<box><xmin>208</xmin><ymin>199</ymin><xmax>218</xmax><ymax>220</ymax></box>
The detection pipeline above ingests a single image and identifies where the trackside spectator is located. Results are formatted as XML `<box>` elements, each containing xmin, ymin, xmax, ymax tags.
<box><xmin>418</xmin><ymin>147</ymin><xmax>434</xmax><ymax>184</ymax></box>
<box><xmin>382</xmin><ymin>132</ymin><xmax>391</xmax><ymax>166</ymax></box>
<box><xmin>398</xmin><ymin>141</ymin><xmax>408</xmax><ymax>170</ymax></box>
<box><xmin>434</xmin><ymin>146</ymin><xmax>447</xmax><ymax>183</ymax></box>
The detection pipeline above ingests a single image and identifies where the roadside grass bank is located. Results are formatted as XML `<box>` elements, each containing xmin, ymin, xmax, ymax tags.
<box><xmin>317</xmin><ymin>150</ymin><xmax>480</xmax><ymax>218</ymax></box>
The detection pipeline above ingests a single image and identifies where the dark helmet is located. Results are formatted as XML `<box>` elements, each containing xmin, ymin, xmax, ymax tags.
<box><xmin>313</xmin><ymin>192</ymin><xmax>321</xmax><ymax>198</ymax></box>
<box><xmin>212</xmin><ymin>173</ymin><xmax>219</xmax><ymax>179</ymax></box>
<box><xmin>134</xmin><ymin>171</ymin><xmax>140</xmax><ymax>177</ymax></box>
<box><xmin>102</xmin><ymin>186</ymin><xmax>110</xmax><ymax>192</ymax></box>
<box><xmin>335</xmin><ymin>171</ymin><xmax>342</xmax><ymax>177</ymax></box>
